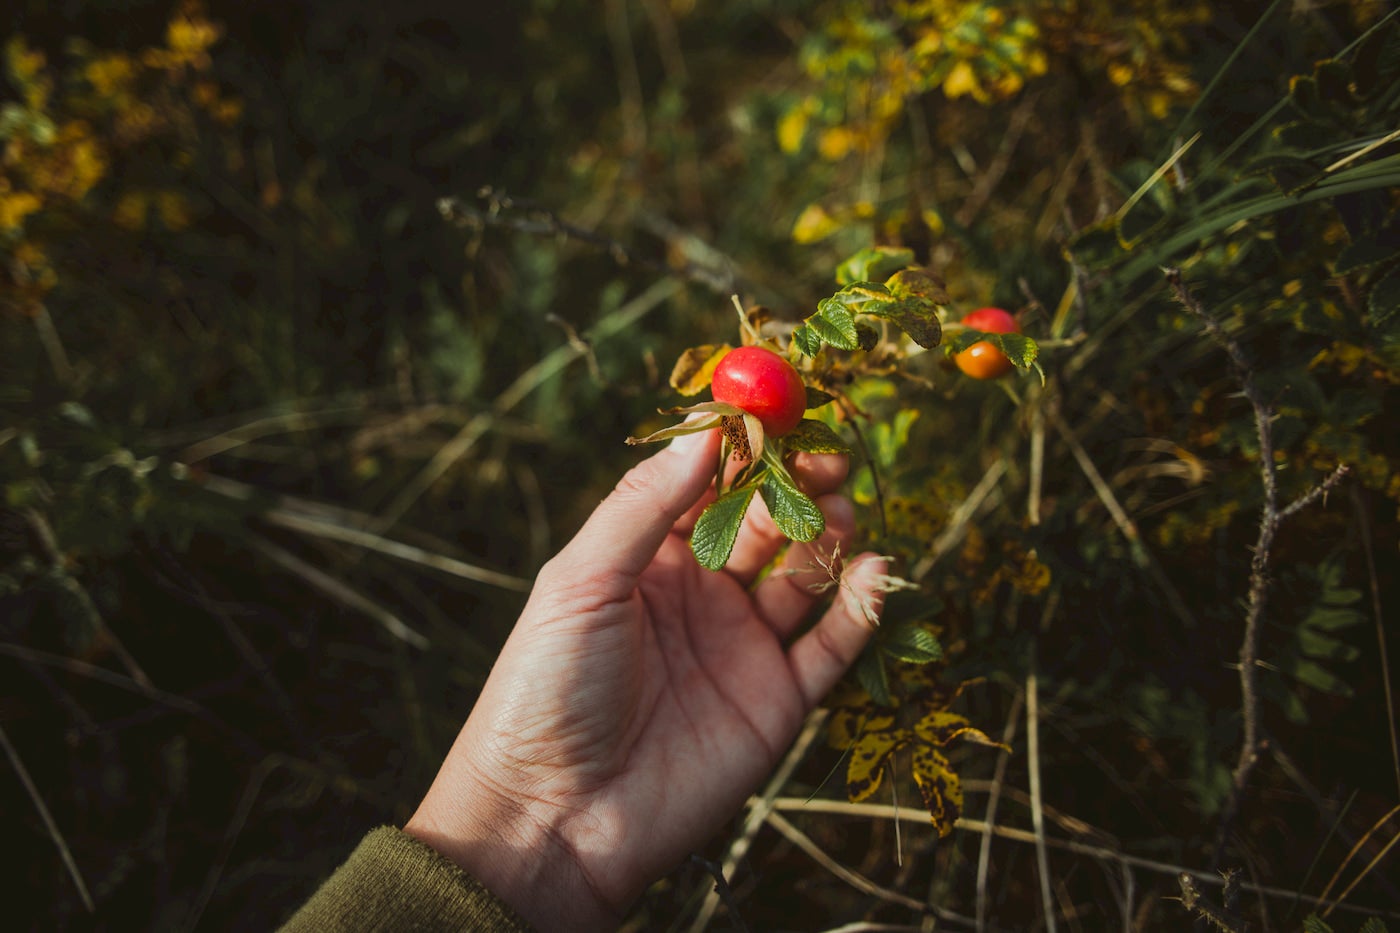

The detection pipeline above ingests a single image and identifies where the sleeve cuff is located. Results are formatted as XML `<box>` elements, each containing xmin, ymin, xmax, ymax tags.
<box><xmin>279</xmin><ymin>825</ymin><xmax>536</xmax><ymax>932</ymax></box>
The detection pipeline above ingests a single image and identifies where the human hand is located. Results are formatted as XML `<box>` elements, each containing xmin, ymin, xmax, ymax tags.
<box><xmin>404</xmin><ymin>426</ymin><xmax>887</xmax><ymax>931</ymax></box>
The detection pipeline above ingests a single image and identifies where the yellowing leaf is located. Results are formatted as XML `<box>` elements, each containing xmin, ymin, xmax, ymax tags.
<box><xmin>827</xmin><ymin>702</ymin><xmax>871</xmax><ymax>749</ymax></box>
<box><xmin>913</xmin><ymin>709</ymin><xmax>1006</xmax><ymax>750</ymax></box>
<box><xmin>911</xmin><ymin>745</ymin><xmax>963</xmax><ymax>837</ymax></box>
<box><xmin>845</xmin><ymin>715</ymin><xmax>905</xmax><ymax>803</ymax></box>
<box><xmin>777</xmin><ymin>103</ymin><xmax>809</xmax><ymax>154</ymax></box>
<box><xmin>943</xmin><ymin>60</ymin><xmax>980</xmax><ymax>99</ymax></box>
<box><xmin>792</xmin><ymin>203</ymin><xmax>841</xmax><ymax>244</ymax></box>
<box><xmin>669</xmin><ymin>343</ymin><xmax>731</xmax><ymax>396</ymax></box>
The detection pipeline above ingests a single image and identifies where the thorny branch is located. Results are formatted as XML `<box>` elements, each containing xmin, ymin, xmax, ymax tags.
<box><xmin>1164</xmin><ymin>268</ymin><xmax>1350</xmax><ymax>868</ymax></box>
<box><xmin>438</xmin><ymin>186</ymin><xmax>740</xmax><ymax>295</ymax></box>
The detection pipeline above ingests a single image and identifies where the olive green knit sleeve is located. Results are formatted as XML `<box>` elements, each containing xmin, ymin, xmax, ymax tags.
<box><xmin>279</xmin><ymin>825</ymin><xmax>536</xmax><ymax>932</ymax></box>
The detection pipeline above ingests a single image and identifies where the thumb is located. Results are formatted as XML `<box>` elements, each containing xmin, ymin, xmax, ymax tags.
<box><xmin>550</xmin><ymin>424</ymin><xmax>720</xmax><ymax>593</ymax></box>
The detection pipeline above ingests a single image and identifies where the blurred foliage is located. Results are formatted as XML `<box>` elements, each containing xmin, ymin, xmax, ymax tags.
<box><xmin>2</xmin><ymin>0</ymin><xmax>1400</xmax><ymax>930</ymax></box>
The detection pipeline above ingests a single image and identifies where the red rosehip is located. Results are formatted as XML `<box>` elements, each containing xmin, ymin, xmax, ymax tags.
<box><xmin>711</xmin><ymin>345</ymin><xmax>807</xmax><ymax>437</ymax></box>
<box><xmin>954</xmin><ymin>306</ymin><xmax>1019</xmax><ymax>379</ymax></box>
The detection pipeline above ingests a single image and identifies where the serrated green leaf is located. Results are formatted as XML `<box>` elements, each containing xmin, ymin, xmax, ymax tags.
<box><xmin>805</xmin><ymin>299</ymin><xmax>860</xmax><ymax>350</ymax></box>
<box><xmin>880</xmin><ymin>623</ymin><xmax>943</xmax><ymax>664</ymax></box>
<box><xmin>690</xmin><ymin>486</ymin><xmax>756</xmax><ymax>570</ymax></box>
<box><xmin>995</xmin><ymin>333</ymin><xmax>1040</xmax><ymax>369</ymax></box>
<box><xmin>861</xmin><ymin>296</ymin><xmax>943</xmax><ymax>349</ymax></box>
<box><xmin>1302</xmin><ymin>914</ymin><xmax>1334</xmax><ymax>933</ymax></box>
<box><xmin>855</xmin><ymin>649</ymin><xmax>893</xmax><ymax>707</ymax></box>
<box><xmin>836</xmin><ymin>246</ymin><xmax>914</xmax><ymax>285</ymax></box>
<box><xmin>804</xmin><ymin>385</ymin><xmax>836</xmax><ymax>409</ymax></box>
<box><xmin>1369</xmin><ymin>263</ymin><xmax>1400</xmax><ymax>330</ymax></box>
<box><xmin>1274</xmin><ymin>119</ymin><xmax>1342</xmax><ymax>152</ymax></box>
<box><xmin>761</xmin><ymin>470</ymin><xmax>825</xmax><ymax>542</ymax></box>
<box><xmin>1334</xmin><ymin>237</ymin><xmax>1398</xmax><ymax>275</ymax></box>
<box><xmin>1243</xmin><ymin>154</ymin><xmax>1326</xmax><ymax>196</ymax></box>
<box><xmin>1286</xmin><ymin>657</ymin><xmax>1355</xmax><ymax>697</ymax></box>
<box><xmin>1304</xmin><ymin>605</ymin><xmax>1365</xmax><ymax>631</ymax></box>
<box><xmin>783</xmin><ymin>419</ymin><xmax>852</xmax><ymax>455</ymax></box>
<box><xmin>1298</xmin><ymin>628</ymin><xmax>1360</xmax><ymax>663</ymax></box>
<box><xmin>1357</xmin><ymin>917</ymin><xmax>1389</xmax><ymax>933</ymax></box>
<box><xmin>792</xmin><ymin>323</ymin><xmax>823</xmax><ymax>357</ymax></box>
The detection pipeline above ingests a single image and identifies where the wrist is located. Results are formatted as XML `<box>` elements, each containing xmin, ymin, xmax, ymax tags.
<box><xmin>403</xmin><ymin>735</ymin><xmax>621</xmax><ymax>933</ymax></box>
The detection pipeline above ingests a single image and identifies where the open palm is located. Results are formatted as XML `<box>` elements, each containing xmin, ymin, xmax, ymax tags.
<box><xmin>406</xmin><ymin>427</ymin><xmax>885</xmax><ymax>931</ymax></box>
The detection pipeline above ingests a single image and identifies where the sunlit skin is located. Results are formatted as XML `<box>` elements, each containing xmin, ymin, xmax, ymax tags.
<box><xmin>404</xmin><ymin>427</ymin><xmax>886</xmax><ymax>932</ymax></box>
<box><xmin>954</xmin><ymin>306</ymin><xmax>1019</xmax><ymax>379</ymax></box>
<box><xmin>710</xmin><ymin>345</ymin><xmax>808</xmax><ymax>437</ymax></box>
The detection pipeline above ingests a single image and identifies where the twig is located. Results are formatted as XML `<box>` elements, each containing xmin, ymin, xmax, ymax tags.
<box><xmin>975</xmin><ymin>690</ymin><xmax>1024</xmax><ymax>932</ymax></box>
<box><xmin>1048</xmin><ymin>412</ymin><xmax>1197</xmax><ymax>630</ymax></box>
<box><xmin>440</xmin><ymin>189</ymin><xmax>737</xmax><ymax>295</ymax></box>
<box><xmin>767</xmin><ymin>797</ymin><xmax>1400</xmax><ymax>923</ymax></box>
<box><xmin>688</xmin><ymin>855</ymin><xmax>748</xmax><ymax>933</ymax></box>
<box><xmin>1175</xmin><ymin>870</ymin><xmax>1249</xmax><ymax>932</ymax></box>
<box><xmin>837</xmin><ymin>394</ymin><xmax>887</xmax><ymax>539</ymax></box>
<box><xmin>259</xmin><ymin>506</ymin><xmax>531</xmax><ymax>592</ymax></box>
<box><xmin>1027</xmin><ymin>661</ymin><xmax>1057</xmax><ymax>933</ymax></box>
<box><xmin>764</xmin><ymin>810</ymin><xmax>978</xmax><ymax>926</ymax></box>
<box><xmin>0</xmin><ymin>724</ymin><xmax>94</xmax><ymax>912</ymax></box>
<box><xmin>910</xmin><ymin>459</ymin><xmax>1006</xmax><ymax>581</ymax></box>
<box><xmin>1164</xmin><ymin>268</ymin><xmax>1351</xmax><ymax>867</ymax></box>
<box><xmin>247</xmin><ymin>534</ymin><xmax>430</xmax><ymax>649</ymax></box>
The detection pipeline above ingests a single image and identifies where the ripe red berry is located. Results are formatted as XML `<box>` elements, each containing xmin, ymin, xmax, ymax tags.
<box><xmin>954</xmin><ymin>306</ymin><xmax>1019</xmax><ymax>379</ymax></box>
<box><xmin>711</xmin><ymin>346</ymin><xmax>807</xmax><ymax>437</ymax></box>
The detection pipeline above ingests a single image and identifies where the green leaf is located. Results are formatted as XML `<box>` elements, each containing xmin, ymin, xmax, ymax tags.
<box><xmin>1334</xmin><ymin>237</ymin><xmax>1398</xmax><ymax>275</ymax></box>
<box><xmin>760</xmin><ymin>469</ymin><xmax>825</xmax><ymax>542</ymax></box>
<box><xmin>855</xmin><ymin>648</ymin><xmax>893</xmax><ymax>706</ymax></box>
<box><xmin>1302</xmin><ymin>915</ymin><xmax>1334</xmax><ymax>933</ymax></box>
<box><xmin>1358</xmin><ymin>918</ymin><xmax>1390</xmax><ymax>933</ymax></box>
<box><xmin>1305</xmin><ymin>605</ymin><xmax>1366</xmax><ymax>631</ymax></box>
<box><xmin>792</xmin><ymin>323</ymin><xmax>823</xmax><ymax>357</ymax></box>
<box><xmin>880</xmin><ymin>623</ymin><xmax>943</xmax><ymax>664</ymax></box>
<box><xmin>1117</xmin><ymin>197</ymin><xmax>1168</xmax><ymax>247</ymax></box>
<box><xmin>864</xmin><ymin>297</ymin><xmax>942</xmax><ymax>349</ymax></box>
<box><xmin>1298</xmin><ymin>628</ymin><xmax>1360</xmax><ymax>663</ymax></box>
<box><xmin>1369</xmin><ymin>263</ymin><xmax>1400</xmax><ymax>330</ymax></box>
<box><xmin>996</xmin><ymin>333</ymin><xmax>1040</xmax><ymax>369</ymax></box>
<box><xmin>783</xmin><ymin>419</ymin><xmax>852</xmax><ymax>455</ymax></box>
<box><xmin>1285</xmin><ymin>657</ymin><xmax>1355</xmax><ymax>697</ymax></box>
<box><xmin>1243</xmin><ymin>154</ymin><xmax>1326</xmax><ymax>196</ymax></box>
<box><xmin>836</xmin><ymin>246</ymin><xmax>914</xmax><ymax>285</ymax></box>
<box><xmin>804</xmin><ymin>385</ymin><xmax>836</xmax><ymax>409</ymax></box>
<box><xmin>690</xmin><ymin>486</ymin><xmax>757</xmax><ymax>570</ymax></box>
<box><xmin>804</xmin><ymin>298</ymin><xmax>861</xmax><ymax>350</ymax></box>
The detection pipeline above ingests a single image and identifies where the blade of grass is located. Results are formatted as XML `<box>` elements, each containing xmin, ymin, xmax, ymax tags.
<box><xmin>0</xmin><ymin>724</ymin><xmax>94</xmax><ymax>913</ymax></box>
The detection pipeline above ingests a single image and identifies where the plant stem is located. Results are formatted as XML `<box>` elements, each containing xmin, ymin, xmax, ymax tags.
<box><xmin>1165</xmin><ymin>269</ymin><xmax>1349</xmax><ymax>868</ymax></box>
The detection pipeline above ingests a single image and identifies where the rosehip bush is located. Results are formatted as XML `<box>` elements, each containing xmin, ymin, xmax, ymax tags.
<box><xmin>627</xmin><ymin>247</ymin><xmax>1038</xmax><ymax>571</ymax></box>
